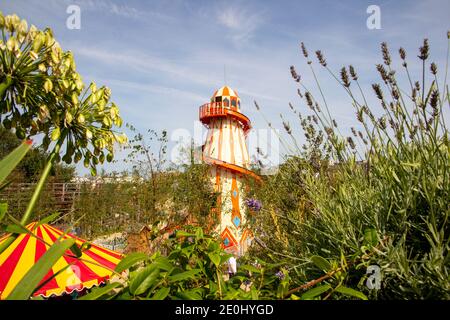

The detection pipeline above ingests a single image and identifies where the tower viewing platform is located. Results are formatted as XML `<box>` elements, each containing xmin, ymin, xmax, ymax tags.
<box><xmin>199</xmin><ymin>102</ymin><xmax>252</xmax><ymax>135</ymax></box>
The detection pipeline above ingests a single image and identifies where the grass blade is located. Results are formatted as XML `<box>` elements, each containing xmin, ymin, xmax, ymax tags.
<box><xmin>0</xmin><ymin>140</ymin><xmax>32</xmax><ymax>185</ymax></box>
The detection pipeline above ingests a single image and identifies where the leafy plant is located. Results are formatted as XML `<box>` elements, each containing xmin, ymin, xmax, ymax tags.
<box><xmin>80</xmin><ymin>227</ymin><xmax>291</xmax><ymax>300</ymax></box>
<box><xmin>0</xmin><ymin>13</ymin><xmax>127</xmax><ymax>300</ymax></box>
<box><xmin>0</xmin><ymin>13</ymin><xmax>127</xmax><ymax>253</ymax></box>
<box><xmin>251</xmin><ymin>34</ymin><xmax>450</xmax><ymax>299</ymax></box>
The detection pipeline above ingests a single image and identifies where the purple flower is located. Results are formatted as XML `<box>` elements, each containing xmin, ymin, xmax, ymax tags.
<box><xmin>245</xmin><ymin>198</ymin><xmax>262</xmax><ymax>212</ymax></box>
<box><xmin>275</xmin><ymin>270</ymin><xmax>285</xmax><ymax>280</ymax></box>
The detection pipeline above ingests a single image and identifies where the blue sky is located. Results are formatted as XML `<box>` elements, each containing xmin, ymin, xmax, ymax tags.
<box><xmin>2</xmin><ymin>0</ymin><xmax>449</xmax><ymax>175</ymax></box>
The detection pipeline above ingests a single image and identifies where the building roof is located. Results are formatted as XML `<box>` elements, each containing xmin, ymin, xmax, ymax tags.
<box><xmin>211</xmin><ymin>85</ymin><xmax>239</xmax><ymax>101</ymax></box>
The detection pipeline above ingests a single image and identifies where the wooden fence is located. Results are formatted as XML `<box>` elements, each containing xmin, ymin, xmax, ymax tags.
<box><xmin>0</xmin><ymin>182</ymin><xmax>82</xmax><ymax>215</ymax></box>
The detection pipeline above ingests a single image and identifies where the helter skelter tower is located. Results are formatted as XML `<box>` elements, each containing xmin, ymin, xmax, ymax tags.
<box><xmin>199</xmin><ymin>86</ymin><xmax>261</xmax><ymax>256</ymax></box>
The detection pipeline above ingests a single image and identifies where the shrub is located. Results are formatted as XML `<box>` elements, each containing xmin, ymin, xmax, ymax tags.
<box><xmin>251</xmin><ymin>35</ymin><xmax>449</xmax><ymax>299</ymax></box>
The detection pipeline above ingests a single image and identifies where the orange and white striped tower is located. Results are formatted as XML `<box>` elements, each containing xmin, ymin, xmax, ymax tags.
<box><xmin>199</xmin><ymin>86</ymin><xmax>260</xmax><ymax>256</ymax></box>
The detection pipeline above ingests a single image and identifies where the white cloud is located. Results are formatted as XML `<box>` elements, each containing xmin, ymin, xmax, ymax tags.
<box><xmin>65</xmin><ymin>0</ymin><xmax>174</xmax><ymax>21</ymax></box>
<box><xmin>73</xmin><ymin>46</ymin><xmax>285</xmax><ymax>103</ymax></box>
<box><xmin>101</xmin><ymin>78</ymin><xmax>205</xmax><ymax>103</ymax></box>
<box><xmin>63</xmin><ymin>0</ymin><xmax>140</xmax><ymax>19</ymax></box>
<box><xmin>216</xmin><ymin>5</ymin><xmax>265</xmax><ymax>44</ymax></box>
<box><xmin>217</xmin><ymin>7</ymin><xmax>241</xmax><ymax>29</ymax></box>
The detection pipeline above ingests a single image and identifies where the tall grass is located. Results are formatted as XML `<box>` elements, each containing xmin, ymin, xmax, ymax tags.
<box><xmin>250</xmin><ymin>34</ymin><xmax>449</xmax><ymax>299</ymax></box>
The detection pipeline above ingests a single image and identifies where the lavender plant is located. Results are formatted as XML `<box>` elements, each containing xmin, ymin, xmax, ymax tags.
<box><xmin>251</xmin><ymin>34</ymin><xmax>449</xmax><ymax>299</ymax></box>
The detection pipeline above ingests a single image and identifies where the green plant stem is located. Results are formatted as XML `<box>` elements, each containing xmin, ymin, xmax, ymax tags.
<box><xmin>216</xmin><ymin>269</ymin><xmax>222</xmax><ymax>298</ymax></box>
<box><xmin>20</xmin><ymin>137</ymin><xmax>64</xmax><ymax>225</ymax></box>
<box><xmin>0</xmin><ymin>134</ymin><xmax>65</xmax><ymax>255</ymax></box>
<box><xmin>0</xmin><ymin>75</ymin><xmax>13</xmax><ymax>99</ymax></box>
<box><xmin>422</xmin><ymin>59</ymin><xmax>426</xmax><ymax>101</ymax></box>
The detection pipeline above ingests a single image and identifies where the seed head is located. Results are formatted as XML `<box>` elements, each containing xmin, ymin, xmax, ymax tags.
<box><xmin>283</xmin><ymin>121</ymin><xmax>292</xmax><ymax>135</ymax></box>
<box><xmin>392</xmin><ymin>88</ymin><xmax>399</xmax><ymax>100</ymax></box>
<box><xmin>372</xmin><ymin>84</ymin><xmax>384</xmax><ymax>100</ymax></box>
<box><xmin>347</xmin><ymin>137</ymin><xmax>356</xmax><ymax>149</ymax></box>
<box><xmin>349</xmin><ymin>65</ymin><xmax>358</xmax><ymax>80</ymax></box>
<box><xmin>378</xmin><ymin>117</ymin><xmax>387</xmax><ymax>130</ymax></box>
<box><xmin>418</xmin><ymin>39</ymin><xmax>429</xmax><ymax>60</ymax></box>
<box><xmin>389</xmin><ymin>119</ymin><xmax>397</xmax><ymax>130</ymax></box>
<box><xmin>340</xmin><ymin>67</ymin><xmax>351</xmax><ymax>88</ymax></box>
<box><xmin>290</xmin><ymin>65</ymin><xmax>301</xmax><ymax>82</ymax></box>
<box><xmin>300</xmin><ymin>42</ymin><xmax>309</xmax><ymax>58</ymax></box>
<box><xmin>381</xmin><ymin>42</ymin><xmax>391</xmax><ymax>65</ymax></box>
<box><xmin>305</xmin><ymin>92</ymin><xmax>313</xmax><ymax>108</ymax></box>
<box><xmin>356</xmin><ymin>109</ymin><xmax>364</xmax><ymax>123</ymax></box>
<box><xmin>315</xmin><ymin>50</ymin><xmax>327</xmax><ymax>67</ymax></box>
<box><xmin>415</xmin><ymin>81</ymin><xmax>421</xmax><ymax>92</ymax></box>
<box><xmin>429</xmin><ymin>89</ymin><xmax>439</xmax><ymax>111</ymax></box>
<box><xmin>430</xmin><ymin>62</ymin><xmax>437</xmax><ymax>75</ymax></box>
<box><xmin>399</xmin><ymin>47</ymin><xmax>406</xmax><ymax>60</ymax></box>
<box><xmin>376</xmin><ymin>64</ymin><xmax>388</xmax><ymax>83</ymax></box>
<box><xmin>253</xmin><ymin>100</ymin><xmax>260</xmax><ymax>111</ymax></box>
<box><xmin>315</xmin><ymin>102</ymin><xmax>321</xmax><ymax>113</ymax></box>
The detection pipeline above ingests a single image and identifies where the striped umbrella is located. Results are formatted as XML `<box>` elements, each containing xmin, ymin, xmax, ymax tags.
<box><xmin>0</xmin><ymin>222</ymin><xmax>123</xmax><ymax>299</ymax></box>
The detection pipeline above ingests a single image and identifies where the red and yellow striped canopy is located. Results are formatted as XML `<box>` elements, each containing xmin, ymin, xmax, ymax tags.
<box><xmin>0</xmin><ymin>222</ymin><xmax>123</xmax><ymax>299</ymax></box>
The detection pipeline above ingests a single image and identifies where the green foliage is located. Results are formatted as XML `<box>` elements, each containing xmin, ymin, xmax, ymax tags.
<box><xmin>311</xmin><ymin>256</ymin><xmax>331</xmax><ymax>273</ymax></box>
<box><xmin>78</xmin><ymin>282</ymin><xmax>121</xmax><ymax>300</ymax></box>
<box><xmin>170</xmin><ymin>159</ymin><xmax>219</xmax><ymax>227</ymax></box>
<box><xmin>301</xmin><ymin>284</ymin><xmax>331</xmax><ymax>300</ymax></box>
<box><xmin>0</xmin><ymin>13</ymin><xmax>127</xmax><ymax>233</ymax></box>
<box><xmin>0</xmin><ymin>126</ymin><xmax>75</xmax><ymax>182</ymax></box>
<box><xmin>69</xmin><ymin>134</ymin><xmax>217</xmax><ymax>237</ymax></box>
<box><xmin>0</xmin><ymin>140</ymin><xmax>31</xmax><ymax>227</ymax></box>
<box><xmin>0</xmin><ymin>17</ymin><xmax>126</xmax><ymax>294</ymax></box>
<box><xmin>115</xmin><ymin>252</ymin><xmax>150</xmax><ymax>273</ymax></box>
<box><xmin>1</xmin><ymin>13</ymin><xmax>447</xmax><ymax>302</ymax></box>
<box><xmin>334</xmin><ymin>285</ymin><xmax>368</xmax><ymax>300</ymax></box>
<box><xmin>0</xmin><ymin>12</ymin><xmax>127</xmax><ymax>172</ymax></box>
<box><xmin>76</xmin><ymin>227</ymin><xmax>291</xmax><ymax>300</ymax></box>
<box><xmin>0</xmin><ymin>139</ymin><xmax>31</xmax><ymax>185</ymax></box>
<box><xmin>251</xmin><ymin>35</ymin><xmax>450</xmax><ymax>299</ymax></box>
